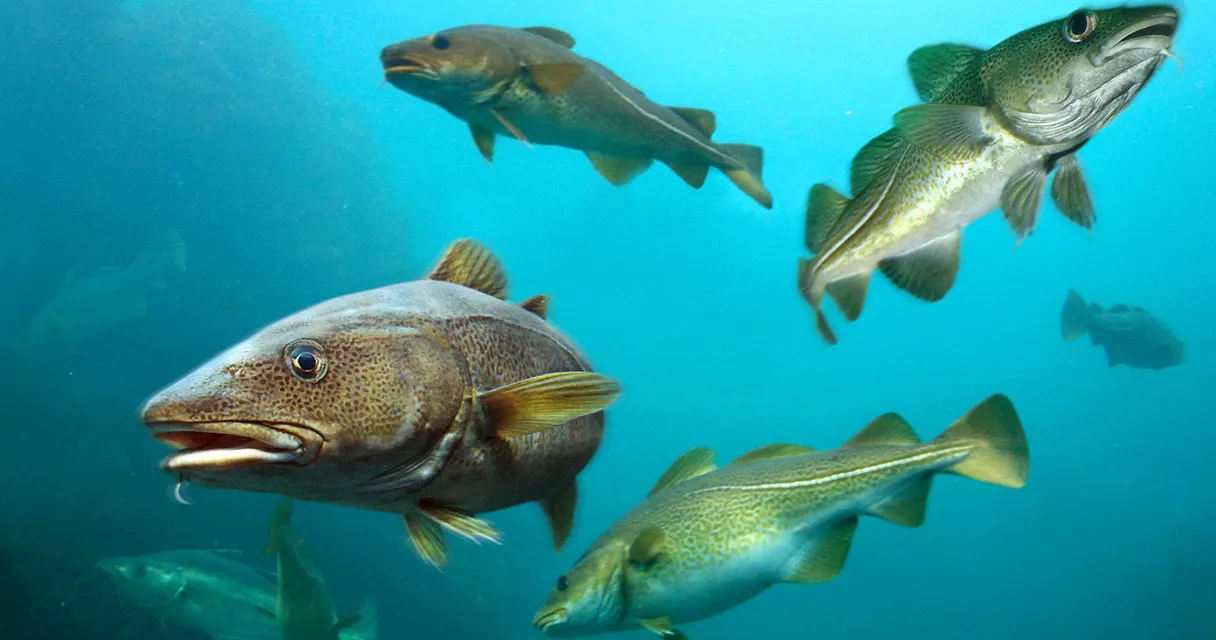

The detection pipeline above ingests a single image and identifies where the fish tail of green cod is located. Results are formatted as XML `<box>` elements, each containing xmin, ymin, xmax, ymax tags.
<box><xmin>718</xmin><ymin>143</ymin><xmax>773</xmax><ymax>210</ymax></box>
<box><xmin>265</xmin><ymin>496</ymin><xmax>295</xmax><ymax>555</ymax></box>
<box><xmin>934</xmin><ymin>395</ymin><xmax>1029</xmax><ymax>489</ymax></box>
<box><xmin>1061</xmin><ymin>289</ymin><xmax>1091</xmax><ymax>342</ymax></box>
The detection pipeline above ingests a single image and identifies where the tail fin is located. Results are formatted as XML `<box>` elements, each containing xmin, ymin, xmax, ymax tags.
<box><xmin>934</xmin><ymin>395</ymin><xmax>1028</xmax><ymax>488</ymax></box>
<box><xmin>718</xmin><ymin>143</ymin><xmax>773</xmax><ymax>210</ymax></box>
<box><xmin>1061</xmin><ymin>289</ymin><xmax>1090</xmax><ymax>341</ymax></box>
<box><xmin>265</xmin><ymin>496</ymin><xmax>294</xmax><ymax>555</ymax></box>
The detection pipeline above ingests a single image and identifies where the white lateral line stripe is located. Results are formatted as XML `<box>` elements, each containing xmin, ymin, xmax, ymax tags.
<box><xmin>598</xmin><ymin>78</ymin><xmax>732</xmax><ymax>165</ymax></box>
<box><xmin>811</xmin><ymin>144</ymin><xmax>911</xmax><ymax>274</ymax></box>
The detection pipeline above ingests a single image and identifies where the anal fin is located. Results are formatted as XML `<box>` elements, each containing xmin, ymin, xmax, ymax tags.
<box><xmin>868</xmin><ymin>476</ymin><xmax>932</xmax><ymax>527</ymax></box>
<box><xmin>878</xmin><ymin>230</ymin><xmax>961</xmax><ymax>302</ymax></box>
<box><xmin>540</xmin><ymin>480</ymin><xmax>578</xmax><ymax>551</ymax></box>
<box><xmin>825</xmin><ymin>272</ymin><xmax>871</xmax><ymax>322</ymax></box>
<box><xmin>784</xmin><ymin>517</ymin><xmax>859</xmax><ymax>583</ymax></box>
<box><xmin>586</xmin><ymin>152</ymin><xmax>653</xmax><ymax>185</ymax></box>
<box><xmin>663</xmin><ymin>160</ymin><xmax>710</xmax><ymax>188</ymax></box>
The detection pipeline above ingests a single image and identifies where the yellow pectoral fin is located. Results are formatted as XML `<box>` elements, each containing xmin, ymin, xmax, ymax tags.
<box><xmin>478</xmin><ymin>371</ymin><xmax>621</xmax><ymax>438</ymax></box>
<box><xmin>628</xmin><ymin>528</ymin><xmax>666</xmax><ymax>571</ymax></box>
<box><xmin>524</xmin><ymin>62</ymin><xmax>585</xmax><ymax>94</ymax></box>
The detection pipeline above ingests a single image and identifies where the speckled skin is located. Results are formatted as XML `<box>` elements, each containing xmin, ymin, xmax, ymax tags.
<box><xmin>140</xmin><ymin>277</ymin><xmax>602</xmax><ymax>518</ymax></box>
<box><xmin>381</xmin><ymin>25</ymin><xmax>750</xmax><ymax>171</ymax></box>
<box><xmin>802</xmin><ymin>6</ymin><xmax>1177</xmax><ymax>309</ymax></box>
<box><xmin>552</xmin><ymin>441</ymin><xmax>976</xmax><ymax>634</ymax></box>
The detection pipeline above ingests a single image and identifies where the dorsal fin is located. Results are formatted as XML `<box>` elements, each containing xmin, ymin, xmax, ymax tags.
<box><xmin>850</xmin><ymin>129</ymin><xmax>904</xmax><ymax>196</ymax></box>
<box><xmin>668</xmin><ymin>107</ymin><xmax>716</xmax><ymax>138</ymax></box>
<box><xmin>907</xmin><ymin>43</ymin><xmax>984</xmax><ymax>102</ymax></box>
<box><xmin>804</xmin><ymin>184</ymin><xmax>851</xmax><ymax>254</ymax></box>
<box><xmin>425</xmin><ymin>239</ymin><xmax>508</xmax><ymax>299</ymax></box>
<box><xmin>521</xmin><ymin>26</ymin><xmax>576</xmax><ymax>49</ymax></box>
<box><xmin>648</xmin><ymin>447</ymin><xmax>716</xmax><ymax>496</ymax></box>
<box><xmin>845</xmin><ymin>413</ymin><xmax>920</xmax><ymax>448</ymax></box>
<box><xmin>520</xmin><ymin>294</ymin><xmax>549</xmax><ymax>319</ymax></box>
<box><xmin>731</xmin><ymin>443</ymin><xmax>816</xmax><ymax>465</ymax></box>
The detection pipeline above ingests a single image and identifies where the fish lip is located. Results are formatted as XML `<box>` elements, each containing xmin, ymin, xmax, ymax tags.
<box><xmin>1095</xmin><ymin>12</ymin><xmax>1178</xmax><ymax>63</ymax></box>
<box><xmin>382</xmin><ymin>57</ymin><xmax>436</xmax><ymax>78</ymax></box>
<box><xmin>148</xmin><ymin>420</ymin><xmax>322</xmax><ymax>472</ymax></box>
<box><xmin>532</xmin><ymin>608</ymin><xmax>568</xmax><ymax>633</ymax></box>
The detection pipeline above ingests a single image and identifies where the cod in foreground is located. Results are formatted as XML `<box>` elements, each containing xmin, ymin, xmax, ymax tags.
<box><xmin>534</xmin><ymin>395</ymin><xmax>1029</xmax><ymax>639</ymax></box>
<box><xmin>141</xmin><ymin>239</ymin><xmax>621</xmax><ymax>568</ymax></box>
<box><xmin>380</xmin><ymin>25</ymin><xmax>772</xmax><ymax>208</ymax></box>
<box><xmin>799</xmin><ymin>6</ymin><xmax>1179</xmax><ymax>344</ymax></box>
<box><xmin>1062</xmin><ymin>289</ymin><xmax>1184</xmax><ymax>370</ymax></box>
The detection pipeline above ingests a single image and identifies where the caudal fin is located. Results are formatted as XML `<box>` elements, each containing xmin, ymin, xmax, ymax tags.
<box><xmin>934</xmin><ymin>395</ymin><xmax>1028</xmax><ymax>488</ymax></box>
<box><xmin>718</xmin><ymin>143</ymin><xmax>773</xmax><ymax>209</ymax></box>
<box><xmin>1061</xmin><ymin>289</ymin><xmax>1091</xmax><ymax>342</ymax></box>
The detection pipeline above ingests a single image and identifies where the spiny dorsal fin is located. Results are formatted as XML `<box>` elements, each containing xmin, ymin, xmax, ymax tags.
<box><xmin>525</xmin><ymin>62</ymin><xmax>585</xmax><ymax>94</ymax></box>
<box><xmin>520</xmin><ymin>294</ymin><xmax>549</xmax><ymax>319</ymax></box>
<box><xmin>731</xmin><ymin>443</ymin><xmax>816</xmax><ymax>465</ymax></box>
<box><xmin>878</xmin><ymin>230</ymin><xmax>961</xmax><ymax>302</ymax></box>
<box><xmin>907</xmin><ymin>43</ymin><xmax>984</xmax><ymax>102</ymax></box>
<box><xmin>825</xmin><ymin>272</ymin><xmax>871</xmax><ymax>322</ymax></box>
<box><xmin>469</xmin><ymin>124</ymin><xmax>495</xmax><ymax>162</ymax></box>
<box><xmin>663</xmin><ymin>160</ymin><xmax>710</xmax><ymax>188</ymax></box>
<box><xmin>539</xmin><ymin>480</ymin><xmax>577</xmax><ymax>552</ymax></box>
<box><xmin>1050</xmin><ymin>155</ymin><xmax>1095</xmax><ymax>230</ymax></box>
<box><xmin>586</xmin><ymin>151</ymin><xmax>653</xmax><ymax>185</ymax></box>
<box><xmin>648</xmin><ymin>447</ymin><xmax>716</xmax><ymax>496</ymax></box>
<box><xmin>850</xmin><ymin>129</ymin><xmax>904</xmax><ymax>196</ymax></box>
<box><xmin>628</xmin><ymin>528</ymin><xmax>666</xmax><ymax>571</ymax></box>
<box><xmin>868</xmin><ymin>476</ymin><xmax>932</xmax><ymax>527</ymax></box>
<box><xmin>893</xmin><ymin>103</ymin><xmax>996</xmax><ymax>162</ymax></box>
<box><xmin>426</xmin><ymin>239</ymin><xmax>508</xmax><ymax>299</ymax></box>
<box><xmin>521</xmin><ymin>26</ymin><xmax>576</xmax><ymax>49</ymax></box>
<box><xmin>783</xmin><ymin>517</ymin><xmax>859</xmax><ymax>583</ymax></box>
<box><xmin>845</xmin><ymin>413</ymin><xmax>920</xmax><ymax>447</ymax></box>
<box><xmin>478</xmin><ymin>371</ymin><xmax>622</xmax><ymax>438</ymax></box>
<box><xmin>804</xmin><ymin>183</ymin><xmax>851</xmax><ymax>254</ymax></box>
<box><xmin>668</xmin><ymin>107</ymin><xmax>717</xmax><ymax>138</ymax></box>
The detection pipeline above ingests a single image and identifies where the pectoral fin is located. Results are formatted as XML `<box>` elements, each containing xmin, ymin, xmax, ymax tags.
<box><xmin>893</xmin><ymin>104</ymin><xmax>996</xmax><ymax>161</ymax></box>
<box><xmin>1002</xmin><ymin>164</ymin><xmax>1048</xmax><ymax>242</ymax></box>
<box><xmin>519</xmin><ymin>294</ymin><xmax>549</xmax><ymax>319</ymax></box>
<box><xmin>469</xmin><ymin>124</ymin><xmax>495</xmax><ymax>162</ymax></box>
<box><xmin>878</xmin><ymin>230</ymin><xmax>962</xmax><ymax>302</ymax></box>
<box><xmin>1050</xmin><ymin>155</ymin><xmax>1095</xmax><ymax>230</ymax></box>
<box><xmin>586</xmin><ymin>152</ymin><xmax>653</xmax><ymax>185</ymax></box>
<box><xmin>426</xmin><ymin>238</ymin><xmax>508</xmax><ymax>299</ymax></box>
<box><xmin>629</xmin><ymin>528</ymin><xmax>666</xmax><ymax>571</ymax></box>
<box><xmin>907</xmin><ymin>44</ymin><xmax>985</xmax><ymax>102</ymax></box>
<box><xmin>404</xmin><ymin>512</ymin><xmax>447</xmax><ymax>568</ymax></box>
<box><xmin>731</xmin><ymin>443</ymin><xmax>816</xmax><ymax>465</ymax></box>
<box><xmin>640</xmin><ymin>617</ymin><xmax>688</xmax><ymax>639</ymax></box>
<box><xmin>648</xmin><ymin>447</ymin><xmax>717</xmax><ymax>496</ymax></box>
<box><xmin>521</xmin><ymin>27</ymin><xmax>576</xmax><ymax>49</ymax></box>
<box><xmin>418</xmin><ymin>502</ymin><xmax>501</xmax><ymax>545</ymax></box>
<box><xmin>539</xmin><ymin>480</ymin><xmax>578</xmax><ymax>551</ymax></box>
<box><xmin>525</xmin><ymin>62</ymin><xmax>585</xmax><ymax>95</ymax></box>
<box><xmin>783</xmin><ymin>517</ymin><xmax>859</xmax><ymax>583</ymax></box>
<box><xmin>825</xmin><ymin>272</ymin><xmax>871</xmax><ymax>322</ymax></box>
<box><xmin>478</xmin><ymin>371</ymin><xmax>622</xmax><ymax>438</ymax></box>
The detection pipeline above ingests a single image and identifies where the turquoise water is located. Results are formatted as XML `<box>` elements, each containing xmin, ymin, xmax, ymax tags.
<box><xmin>2</xmin><ymin>0</ymin><xmax>1212</xmax><ymax>638</ymax></box>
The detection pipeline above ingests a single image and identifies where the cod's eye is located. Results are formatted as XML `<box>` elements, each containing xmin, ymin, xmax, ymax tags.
<box><xmin>556</xmin><ymin>575</ymin><xmax>569</xmax><ymax>591</ymax></box>
<box><xmin>1065</xmin><ymin>11</ymin><xmax>1097</xmax><ymax>43</ymax></box>
<box><xmin>285</xmin><ymin>340</ymin><xmax>327</xmax><ymax>382</ymax></box>
<box><xmin>431</xmin><ymin>33</ymin><xmax>450</xmax><ymax>50</ymax></box>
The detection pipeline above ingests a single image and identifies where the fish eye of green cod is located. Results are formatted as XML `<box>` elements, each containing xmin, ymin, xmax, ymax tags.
<box><xmin>430</xmin><ymin>33</ymin><xmax>451</xmax><ymax>50</ymax></box>
<box><xmin>555</xmin><ymin>575</ymin><xmax>569</xmax><ymax>591</ymax></box>
<box><xmin>1064</xmin><ymin>10</ymin><xmax>1098</xmax><ymax>43</ymax></box>
<box><xmin>283</xmin><ymin>339</ymin><xmax>327</xmax><ymax>382</ymax></box>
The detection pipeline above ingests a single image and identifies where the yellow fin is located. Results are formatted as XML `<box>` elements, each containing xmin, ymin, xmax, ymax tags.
<box><xmin>628</xmin><ymin>528</ymin><xmax>666</xmax><ymax>571</ymax></box>
<box><xmin>520</xmin><ymin>293</ymin><xmax>549</xmax><ymax>319</ymax></box>
<box><xmin>850</xmin><ymin>129</ymin><xmax>903</xmax><ymax>196</ymax></box>
<box><xmin>525</xmin><ymin>62</ymin><xmax>585</xmax><ymax>94</ymax></box>
<box><xmin>521</xmin><ymin>26</ymin><xmax>576</xmax><ymax>48</ymax></box>
<box><xmin>878</xmin><ymin>230</ymin><xmax>961</xmax><ymax>302</ymax></box>
<box><xmin>731</xmin><ymin>443</ymin><xmax>816</xmax><ymax>465</ymax></box>
<box><xmin>539</xmin><ymin>480</ymin><xmax>577</xmax><ymax>552</ymax></box>
<box><xmin>804</xmin><ymin>183</ymin><xmax>850</xmax><ymax>254</ymax></box>
<box><xmin>648</xmin><ymin>447</ymin><xmax>716</xmax><ymax>496</ymax></box>
<box><xmin>418</xmin><ymin>502</ymin><xmax>501</xmax><ymax>546</ymax></box>
<box><xmin>264</xmin><ymin>496</ymin><xmax>294</xmax><ymax>555</ymax></box>
<box><xmin>586</xmin><ymin>152</ymin><xmax>652</xmax><ymax>186</ymax></box>
<box><xmin>868</xmin><ymin>476</ymin><xmax>932</xmax><ymax>527</ymax></box>
<box><xmin>469</xmin><ymin>124</ymin><xmax>495</xmax><ymax>162</ymax></box>
<box><xmin>663</xmin><ymin>160</ymin><xmax>710</xmax><ymax>188</ymax></box>
<box><xmin>404</xmin><ymin>512</ymin><xmax>447</xmax><ymax>568</ymax></box>
<box><xmin>425</xmin><ymin>238</ymin><xmax>508</xmax><ymax>299</ymax></box>
<box><xmin>935</xmin><ymin>394</ymin><xmax>1029</xmax><ymax>488</ymax></box>
<box><xmin>825</xmin><ymin>272</ymin><xmax>871</xmax><ymax>322</ymax></box>
<box><xmin>640</xmin><ymin>617</ymin><xmax>687</xmax><ymax>639</ymax></box>
<box><xmin>478</xmin><ymin>371</ymin><xmax>621</xmax><ymax>438</ymax></box>
<box><xmin>845</xmin><ymin>413</ymin><xmax>920</xmax><ymax>447</ymax></box>
<box><xmin>668</xmin><ymin>106</ymin><xmax>716</xmax><ymax>138</ymax></box>
<box><xmin>719</xmin><ymin>143</ymin><xmax>772</xmax><ymax>209</ymax></box>
<box><xmin>783</xmin><ymin>517</ymin><xmax>858</xmax><ymax>583</ymax></box>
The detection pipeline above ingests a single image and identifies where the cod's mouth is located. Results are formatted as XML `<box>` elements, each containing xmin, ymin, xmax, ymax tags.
<box><xmin>149</xmin><ymin>421</ymin><xmax>321</xmax><ymax>472</ymax></box>
<box><xmin>1096</xmin><ymin>12</ymin><xmax>1179</xmax><ymax>63</ymax></box>
<box><xmin>381</xmin><ymin>56</ymin><xmax>436</xmax><ymax>78</ymax></box>
<box><xmin>533</xmin><ymin>608</ymin><xmax>568</xmax><ymax>634</ymax></box>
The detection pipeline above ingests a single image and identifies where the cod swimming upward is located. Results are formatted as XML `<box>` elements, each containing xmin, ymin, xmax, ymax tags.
<box><xmin>379</xmin><ymin>25</ymin><xmax>772</xmax><ymax>209</ymax></box>
<box><xmin>534</xmin><ymin>395</ymin><xmax>1029</xmax><ymax>639</ymax></box>
<box><xmin>140</xmin><ymin>239</ymin><xmax>622</xmax><ymax>568</ymax></box>
<box><xmin>798</xmin><ymin>6</ymin><xmax>1180</xmax><ymax>344</ymax></box>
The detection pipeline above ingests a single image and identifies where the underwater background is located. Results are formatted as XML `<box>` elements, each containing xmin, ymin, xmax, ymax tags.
<box><xmin>2</xmin><ymin>0</ymin><xmax>1213</xmax><ymax>638</ymax></box>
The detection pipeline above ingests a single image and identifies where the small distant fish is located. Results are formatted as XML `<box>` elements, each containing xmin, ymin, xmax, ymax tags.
<box><xmin>96</xmin><ymin>549</ymin><xmax>377</xmax><ymax>640</ymax></box>
<box><xmin>140</xmin><ymin>239</ymin><xmax>621</xmax><ymax>568</ymax></box>
<box><xmin>798</xmin><ymin>6</ymin><xmax>1180</xmax><ymax>344</ymax></box>
<box><xmin>534</xmin><ymin>395</ymin><xmax>1029</xmax><ymax>639</ymax></box>
<box><xmin>379</xmin><ymin>25</ymin><xmax>772</xmax><ymax>209</ymax></box>
<box><xmin>266</xmin><ymin>498</ymin><xmax>376</xmax><ymax>640</ymax></box>
<box><xmin>1061</xmin><ymin>289</ymin><xmax>1184</xmax><ymax>370</ymax></box>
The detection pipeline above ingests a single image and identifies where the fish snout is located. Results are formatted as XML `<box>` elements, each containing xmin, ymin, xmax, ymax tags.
<box><xmin>380</xmin><ymin>43</ymin><xmax>432</xmax><ymax>76</ymax></box>
<box><xmin>532</xmin><ymin>608</ymin><xmax>569</xmax><ymax>636</ymax></box>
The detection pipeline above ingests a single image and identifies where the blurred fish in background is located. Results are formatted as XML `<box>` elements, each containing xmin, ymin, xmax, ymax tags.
<box><xmin>1061</xmin><ymin>289</ymin><xmax>1185</xmax><ymax>370</ymax></box>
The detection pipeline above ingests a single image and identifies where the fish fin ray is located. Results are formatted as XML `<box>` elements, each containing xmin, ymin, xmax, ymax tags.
<box><xmin>907</xmin><ymin>44</ymin><xmax>984</xmax><ymax>102</ymax></box>
<box><xmin>668</xmin><ymin>107</ymin><xmax>717</xmax><ymax>138</ymax></box>
<box><xmin>804</xmin><ymin>183</ymin><xmax>851</xmax><ymax>254</ymax></box>
<box><xmin>648</xmin><ymin>447</ymin><xmax>717</xmax><ymax>496</ymax></box>
<box><xmin>586</xmin><ymin>151</ymin><xmax>653</xmax><ymax>185</ymax></box>
<box><xmin>640</xmin><ymin>617</ymin><xmax>687</xmax><ymax>639</ymax></box>
<box><xmin>850</xmin><ymin>129</ymin><xmax>904</xmax><ymax>195</ymax></box>
<box><xmin>1050</xmin><ymin>155</ymin><xmax>1096</xmax><ymax>230</ymax></box>
<box><xmin>825</xmin><ymin>272</ymin><xmax>871</xmax><ymax>322</ymax></box>
<box><xmin>868</xmin><ymin>476</ymin><xmax>932</xmax><ymax>527</ymax></box>
<box><xmin>478</xmin><ymin>371</ymin><xmax>621</xmax><ymax>438</ymax></box>
<box><xmin>425</xmin><ymin>238</ymin><xmax>508</xmax><ymax>299</ymax></box>
<box><xmin>539</xmin><ymin>480</ymin><xmax>578</xmax><ymax>551</ymax></box>
<box><xmin>519</xmin><ymin>293</ymin><xmax>549</xmax><ymax>319</ymax></box>
<box><xmin>845</xmin><ymin>413</ymin><xmax>920</xmax><ymax>447</ymax></box>
<box><xmin>878</xmin><ymin>230</ymin><xmax>961</xmax><ymax>302</ymax></box>
<box><xmin>783</xmin><ymin>517</ymin><xmax>859</xmax><ymax>583</ymax></box>
<box><xmin>731</xmin><ymin>443</ymin><xmax>816</xmax><ymax>465</ymax></box>
<box><xmin>418</xmin><ymin>502</ymin><xmax>501</xmax><ymax>545</ymax></box>
<box><xmin>524</xmin><ymin>62</ymin><xmax>585</xmax><ymax>95</ymax></box>
<box><xmin>521</xmin><ymin>27</ymin><xmax>576</xmax><ymax>48</ymax></box>
<box><xmin>935</xmin><ymin>394</ymin><xmax>1028</xmax><ymax>488</ymax></box>
<box><xmin>718</xmin><ymin>143</ymin><xmax>772</xmax><ymax>209</ymax></box>
<box><xmin>403</xmin><ymin>513</ymin><xmax>447</xmax><ymax>568</ymax></box>
<box><xmin>469</xmin><ymin>124</ymin><xmax>495</xmax><ymax>162</ymax></box>
<box><xmin>1002</xmin><ymin>164</ymin><xmax>1048</xmax><ymax>242</ymax></box>
<box><xmin>663</xmin><ymin>160</ymin><xmax>710</xmax><ymax>188</ymax></box>
<box><xmin>893</xmin><ymin>104</ymin><xmax>996</xmax><ymax>161</ymax></box>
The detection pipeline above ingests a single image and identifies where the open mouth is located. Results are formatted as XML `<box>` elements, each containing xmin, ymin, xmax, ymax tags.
<box><xmin>1101</xmin><ymin>13</ymin><xmax>1178</xmax><ymax>59</ymax></box>
<box><xmin>533</xmin><ymin>608</ymin><xmax>568</xmax><ymax>633</ymax></box>
<box><xmin>149</xmin><ymin>421</ymin><xmax>312</xmax><ymax>472</ymax></box>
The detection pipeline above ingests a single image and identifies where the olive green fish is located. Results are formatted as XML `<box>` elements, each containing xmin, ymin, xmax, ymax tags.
<box><xmin>140</xmin><ymin>239</ymin><xmax>621</xmax><ymax>569</ymax></box>
<box><xmin>379</xmin><ymin>25</ymin><xmax>772</xmax><ymax>209</ymax></box>
<box><xmin>534</xmin><ymin>395</ymin><xmax>1029</xmax><ymax>639</ymax></box>
<box><xmin>799</xmin><ymin>6</ymin><xmax>1179</xmax><ymax>344</ymax></box>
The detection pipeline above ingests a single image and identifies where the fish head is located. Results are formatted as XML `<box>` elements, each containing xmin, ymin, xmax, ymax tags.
<box><xmin>380</xmin><ymin>27</ymin><xmax>519</xmax><ymax>105</ymax></box>
<box><xmin>140</xmin><ymin>287</ymin><xmax>468</xmax><ymax>496</ymax></box>
<box><xmin>985</xmin><ymin>6</ymin><xmax>1179</xmax><ymax>145</ymax></box>
<box><xmin>533</xmin><ymin>543</ymin><xmax>628</xmax><ymax>637</ymax></box>
<box><xmin>96</xmin><ymin>556</ymin><xmax>185</xmax><ymax>607</ymax></box>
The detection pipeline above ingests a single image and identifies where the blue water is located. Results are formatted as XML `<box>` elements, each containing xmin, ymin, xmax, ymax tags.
<box><xmin>3</xmin><ymin>0</ymin><xmax>1212</xmax><ymax>638</ymax></box>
